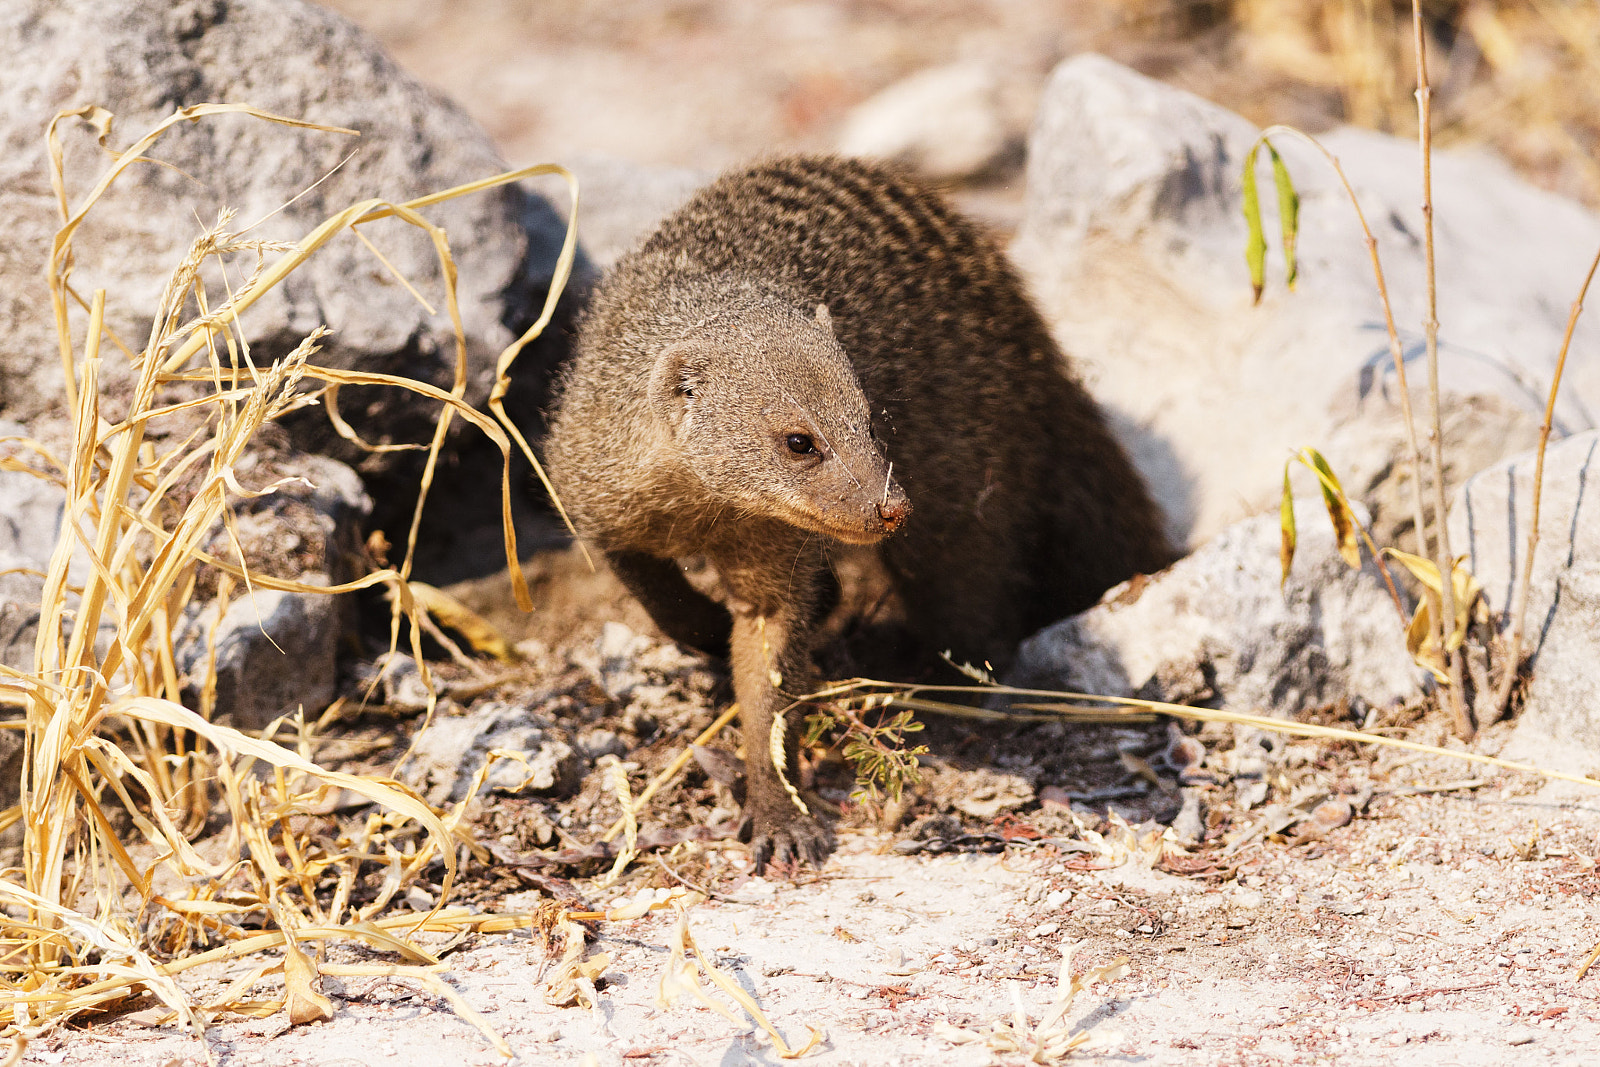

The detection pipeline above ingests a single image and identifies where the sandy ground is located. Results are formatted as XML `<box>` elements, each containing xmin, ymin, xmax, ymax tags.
<box><xmin>29</xmin><ymin>772</ymin><xmax>1600</xmax><ymax>1066</ymax></box>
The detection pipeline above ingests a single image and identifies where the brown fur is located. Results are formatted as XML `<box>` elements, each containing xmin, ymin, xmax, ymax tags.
<box><xmin>544</xmin><ymin>156</ymin><xmax>1173</xmax><ymax>871</ymax></box>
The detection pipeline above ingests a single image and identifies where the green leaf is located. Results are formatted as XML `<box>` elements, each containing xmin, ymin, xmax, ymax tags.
<box><xmin>1279</xmin><ymin>462</ymin><xmax>1296</xmax><ymax>586</ymax></box>
<box><xmin>1267</xmin><ymin>143</ymin><xmax>1300</xmax><ymax>290</ymax></box>
<box><xmin>1242</xmin><ymin>142</ymin><xmax>1267</xmax><ymax>304</ymax></box>
<box><xmin>1302</xmin><ymin>448</ymin><xmax>1361</xmax><ymax>569</ymax></box>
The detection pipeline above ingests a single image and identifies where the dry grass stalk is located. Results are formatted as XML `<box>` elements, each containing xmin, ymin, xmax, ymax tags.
<box><xmin>0</xmin><ymin>100</ymin><xmax>589</xmax><ymax>1046</ymax></box>
<box><xmin>1408</xmin><ymin>0</ymin><xmax>1473</xmax><ymax>741</ymax></box>
<box><xmin>657</xmin><ymin>896</ymin><xmax>823</xmax><ymax>1059</ymax></box>
<box><xmin>6</xmin><ymin>100</ymin><xmax>789</xmax><ymax>1063</ymax></box>
<box><xmin>933</xmin><ymin>947</ymin><xmax>1130</xmax><ymax>1063</ymax></box>
<box><xmin>1226</xmin><ymin>1</ymin><xmax>1600</xmax><ymax>204</ymax></box>
<box><xmin>810</xmin><ymin>680</ymin><xmax>1600</xmax><ymax>794</ymax></box>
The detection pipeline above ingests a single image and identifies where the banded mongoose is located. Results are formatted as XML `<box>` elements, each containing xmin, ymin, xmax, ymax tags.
<box><xmin>544</xmin><ymin>155</ymin><xmax>1173</xmax><ymax>871</ymax></box>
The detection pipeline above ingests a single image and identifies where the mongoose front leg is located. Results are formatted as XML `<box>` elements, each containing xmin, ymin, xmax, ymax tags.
<box><xmin>605</xmin><ymin>550</ymin><xmax>732</xmax><ymax>659</ymax></box>
<box><xmin>722</xmin><ymin>562</ymin><xmax>834</xmax><ymax>872</ymax></box>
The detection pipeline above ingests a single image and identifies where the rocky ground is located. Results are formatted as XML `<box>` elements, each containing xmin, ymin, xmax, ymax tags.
<box><xmin>15</xmin><ymin>3</ymin><xmax>1600</xmax><ymax>1065</ymax></box>
<box><xmin>24</xmin><ymin>579</ymin><xmax>1600</xmax><ymax>1066</ymax></box>
<box><xmin>27</xmin><ymin>742</ymin><xmax>1600</xmax><ymax>1066</ymax></box>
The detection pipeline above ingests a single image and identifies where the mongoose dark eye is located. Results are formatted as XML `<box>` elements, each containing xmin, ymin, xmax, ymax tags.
<box><xmin>785</xmin><ymin>433</ymin><xmax>817</xmax><ymax>456</ymax></box>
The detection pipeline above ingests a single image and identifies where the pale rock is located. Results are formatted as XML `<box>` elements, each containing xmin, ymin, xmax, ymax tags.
<box><xmin>194</xmin><ymin>588</ymin><xmax>340</xmax><ymax>731</ymax></box>
<box><xmin>565</xmin><ymin>153</ymin><xmax>708</xmax><ymax>270</ymax></box>
<box><xmin>1449</xmin><ymin>431</ymin><xmax>1600</xmax><ymax>776</ymax></box>
<box><xmin>1015</xmin><ymin>55</ymin><xmax>1600</xmax><ymax>550</ymax></box>
<box><xmin>1011</xmin><ymin>500</ymin><xmax>1421</xmax><ymax>718</ymax></box>
<box><xmin>172</xmin><ymin>450</ymin><xmax>370</xmax><ymax>729</ymax></box>
<box><xmin>838</xmin><ymin>61</ymin><xmax>1017</xmax><ymax>182</ymax></box>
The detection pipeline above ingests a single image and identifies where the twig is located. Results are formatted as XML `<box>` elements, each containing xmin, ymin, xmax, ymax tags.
<box><xmin>652</xmin><ymin>854</ymin><xmax>737</xmax><ymax>904</ymax></box>
<box><xmin>1487</xmin><ymin>243</ymin><xmax>1600</xmax><ymax>725</ymax></box>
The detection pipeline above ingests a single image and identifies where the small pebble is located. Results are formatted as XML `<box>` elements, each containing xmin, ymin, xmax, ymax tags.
<box><xmin>1030</xmin><ymin>922</ymin><xmax>1060</xmax><ymax>938</ymax></box>
<box><xmin>1507</xmin><ymin>1027</ymin><xmax>1537</xmax><ymax>1046</ymax></box>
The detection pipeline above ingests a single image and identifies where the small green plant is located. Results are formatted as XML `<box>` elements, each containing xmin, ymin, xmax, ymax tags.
<box><xmin>803</xmin><ymin>698</ymin><xmax>927</xmax><ymax>804</ymax></box>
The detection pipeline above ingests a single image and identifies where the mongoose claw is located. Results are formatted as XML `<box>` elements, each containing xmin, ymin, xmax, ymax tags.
<box><xmin>747</xmin><ymin>813</ymin><xmax>835</xmax><ymax>875</ymax></box>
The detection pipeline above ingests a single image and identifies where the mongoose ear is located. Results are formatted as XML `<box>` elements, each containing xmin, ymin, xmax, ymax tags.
<box><xmin>647</xmin><ymin>341</ymin><xmax>699</xmax><ymax>429</ymax></box>
<box><xmin>814</xmin><ymin>303</ymin><xmax>832</xmax><ymax>329</ymax></box>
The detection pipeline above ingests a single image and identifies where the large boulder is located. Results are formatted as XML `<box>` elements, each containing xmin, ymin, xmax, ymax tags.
<box><xmin>0</xmin><ymin>0</ymin><xmax>582</xmax><ymax>470</ymax></box>
<box><xmin>0</xmin><ymin>0</ymin><xmax>564</xmax><ymax>724</ymax></box>
<box><xmin>1014</xmin><ymin>54</ymin><xmax>1600</xmax><ymax>551</ymax></box>
<box><xmin>1011</xmin><ymin>501</ymin><xmax>1421</xmax><ymax>719</ymax></box>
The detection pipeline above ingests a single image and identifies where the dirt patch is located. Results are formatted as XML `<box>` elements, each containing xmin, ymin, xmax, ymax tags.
<box><xmin>30</xmin><ymin>541</ymin><xmax>1600</xmax><ymax>1065</ymax></box>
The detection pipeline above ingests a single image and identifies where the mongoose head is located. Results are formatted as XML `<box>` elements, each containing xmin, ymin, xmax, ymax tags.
<box><xmin>647</xmin><ymin>294</ymin><xmax>910</xmax><ymax>545</ymax></box>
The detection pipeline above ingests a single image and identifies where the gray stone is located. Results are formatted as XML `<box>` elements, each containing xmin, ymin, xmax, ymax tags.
<box><xmin>1010</xmin><ymin>501</ymin><xmax>1421</xmax><ymax>718</ymax></box>
<box><xmin>1511</xmin><ymin>562</ymin><xmax>1600</xmax><ymax>777</ymax></box>
<box><xmin>359</xmin><ymin>651</ymin><xmax>434</xmax><ymax>710</ymax></box>
<box><xmin>166</xmin><ymin>447</ymin><xmax>369</xmax><ymax>728</ymax></box>
<box><xmin>0</xmin><ymin>0</ymin><xmax>578</xmax><ymax>445</ymax></box>
<box><xmin>3</xmin><ymin>426</ymin><xmax>368</xmax><ymax>727</ymax></box>
<box><xmin>0</xmin><ymin>727</ymin><xmax>19</xmax><ymax>851</ymax></box>
<box><xmin>0</xmin><ymin>419</ymin><xmax>118</xmax><ymax>673</ymax></box>
<box><xmin>195</xmin><ymin>587</ymin><xmax>339</xmax><ymax>730</ymax></box>
<box><xmin>401</xmin><ymin>701</ymin><xmax>583</xmax><ymax>806</ymax></box>
<box><xmin>1014</xmin><ymin>55</ymin><xmax>1600</xmax><ymax>551</ymax></box>
<box><xmin>837</xmin><ymin>62</ymin><xmax>1020</xmax><ymax>182</ymax></box>
<box><xmin>0</xmin><ymin>418</ymin><xmax>59</xmax><ymax>671</ymax></box>
<box><xmin>0</xmin><ymin>0</ymin><xmax>559</xmax><ymax>723</ymax></box>
<box><xmin>575</xmin><ymin>620</ymin><xmax>700</xmax><ymax>703</ymax></box>
<box><xmin>1449</xmin><ymin>431</ymin><xmax>1600</xmax><ymax>774</ymax></box>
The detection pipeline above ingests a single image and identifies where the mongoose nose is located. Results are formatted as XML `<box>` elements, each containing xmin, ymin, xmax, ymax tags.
<box><xmin>876</xmin><ymin>495</ymin><xmax>908</xmax><ymax>531</ymax></box>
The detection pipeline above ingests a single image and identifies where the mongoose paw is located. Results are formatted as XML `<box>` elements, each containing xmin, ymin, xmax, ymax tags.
<box><xmin>745</xmin><ymin>810</ymin><xmax>835</xmax><ymax>875</ymax></box>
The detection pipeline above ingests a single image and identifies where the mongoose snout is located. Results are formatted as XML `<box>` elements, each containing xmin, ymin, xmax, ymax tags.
<box><xmin>544</xmin><ymin>155</ymin><xmax>1174</xmax><ymax>873</ymax></box>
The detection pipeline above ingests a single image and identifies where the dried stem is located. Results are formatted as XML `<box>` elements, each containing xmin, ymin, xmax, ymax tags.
<box><xmin>1486</xmin><ymin>243</ymin><xmax>1600</xmax><ymax>724</ymax></box>
<box><xmin>1259</xmin><ymin>125</ymin><xmax>1432</xmax><ymax>600</ymax></box>
<box><xmin>1412</xmin><ymin>2</ymin><xmax>1472</xmax><ymax>739</ymax></box>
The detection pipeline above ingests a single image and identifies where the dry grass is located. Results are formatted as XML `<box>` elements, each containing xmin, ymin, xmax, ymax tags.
<box><xmin>0</xmin><ymin>101</ymin><xmax>590</xmax><ymax>1049</ymax></box>
<box><xmin>1106</xmin><ymin>0</ymin><xmax>1600</xmax><ymax>204</ymax></box>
